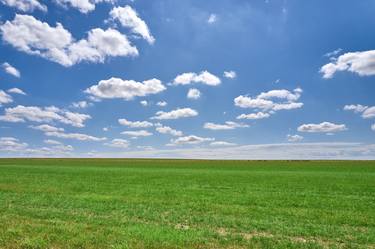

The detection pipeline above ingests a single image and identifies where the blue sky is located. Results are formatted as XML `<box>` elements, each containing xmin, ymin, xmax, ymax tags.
<box><xmin>0</xmin><ymin>0</ymin><xmax>375</xmax><ymax>159</ymax></box>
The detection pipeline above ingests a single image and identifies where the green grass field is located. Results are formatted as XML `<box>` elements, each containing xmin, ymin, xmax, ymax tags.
<box><xmin>0</xmin><ymin>159</ymin><xmax>374</xmax><ymax>249</ymax></box>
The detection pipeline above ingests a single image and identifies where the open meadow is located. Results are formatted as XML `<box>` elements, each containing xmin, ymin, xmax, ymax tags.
<box><xmin>0</xmin><ymin>159</ymin><xmax>374</xmax><ymax>249</ymax></box>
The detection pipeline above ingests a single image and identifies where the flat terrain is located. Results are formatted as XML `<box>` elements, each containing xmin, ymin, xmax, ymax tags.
<box><xmin>0</xmin><ymin>159</ymin><xmax>374</xmax><ymax>249</ymax></box>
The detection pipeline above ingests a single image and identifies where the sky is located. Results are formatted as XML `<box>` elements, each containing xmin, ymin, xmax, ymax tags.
<box><xmin>0</xmin><ymin>0</ymin><xmax>375</xmax><ymax>159</ymax></box>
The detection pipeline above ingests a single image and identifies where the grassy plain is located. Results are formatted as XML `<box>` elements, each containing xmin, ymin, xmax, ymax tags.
<box><xmin>0</xmin><ymin>159</ymin><xmax>374</xmax><ymax>248</ymax></box>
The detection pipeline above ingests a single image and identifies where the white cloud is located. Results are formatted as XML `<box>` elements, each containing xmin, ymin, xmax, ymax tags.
<box><xmin>105</xmin><ymin>138</ymin><xmax>129</xmax><ymax>149</ymax></box>
<box><xmin>223</xmin><ymin>70</ymin><xmax>236</xmax><ymax>79</ymax></box>
<box><xmin>344</xmin><ymin>104</ymin><xmax>368</xmax><ymax>113</ymax></box>
<box><xmin>121</xmin><ymin>130</ymin><xmax>153</xmax><ymax>137</ymax></box>
<box><xmin>0</xmin><ymin>90</ymin><xmax>13</xmax><ymax>106</ymax></box>
<box><xmin>362</xmin><ymin>107</ymin><xmax>375</xmax><ymax>119</ymax></box>
<box><xmin>0</xmin><ymin>15</ymin><xmax>138</xmax><ymax>67</ymax></box>
<box><xmin>2</xmin><ymin>62</ymin><xmax>20</xmax><ymax>78</ymax></box>
<box><xmin>236</xmin><ymin>112</ymin><xmax>270</xmax><ymax>120</ymax></box>
<box><xmin>210</xmin><ymin>141</ymin><xmax>236</xmax><ymax>147</ymax></box>
<box><xmin>324</xmin><ymin>48</ymin><xmax>342</xmax><ymax>58</ymax></box>
<box><xmin>168</xmin><ymin>135</ymin><xmax>214</xmax><ymax>146</ymax></box>
<box><xmin>0</xmin><ymin>105</ymin><xmax>91</xmax><ymax>127</ymax></box>
<box><xmin>203</xmin><ymin>121</ymin><xmax>248</xmax><ymax>130</ymax></box>
<box><xmin>187</xmin><ymin>88</ymin><xmax>201</xmax><ymax>99</ymax></box>
<box><xmin>151</xmin><ymin>108</ymin><xmax>198</xmax><ymax>120</ymax></box>
<box><xmin>320</xmin><ymin>50</ymin><xmax>375</xmax><ymax>78</ymax></box>
<box><xmin>140</xmin><ymin>100</ymin><xmax>148</xmax><ymax>106</ymax></box>
<box><xmin>372</xmin><ymin>124</ymin><xmax>375</xmax><ymax>131</ymax></box>
<box><xmin>0</xmin><ymin>0</ymin><xmax>47</xmax><ymax>12</ymax></box>
<box><xmin>207</xmin><ymin>14</ymin><xmax>217</xmax><ymax>24</ymax></box>
<box><xmin>0</xmin><ymin>137</ymin><xmax>28</xmax><ymax>151</ymax></box>
<box><xmin>109</xmin><ymin>5</ymin><xmax>155</xmax><ymax>44</ymax></box>
<box><xmin>44</xmin><ymin>139</ymin><xmax>62</xmax><ymax>145</ymax></box>
<box><xmin>54</xmin><ymin>0</ymin><xmax>114</xmax><ymax>14</ymax></box>
<box><xmin>156</xmin><ymin>125</ymin><xmax>183</xmax><ymax>136</ymax></box>
<box><xmin>72</xmin><ymin>101</ymin><xmax>92</xmax><ymax>109</ymax></box>
<box><xmin>45</xmin><ymin>131</ymin><xmax>106</xmax><ymax>141</ymax></box>
<box><xmin>287</xmin><ymin>134</ymin><xmax>303</xmax><ymax>142</ymax></box>
<box><xmin>173</xmin><ymin>71</ymin><xmax>221</xmax><ymax>86</ymax></box>
<box><xmin>7</xmin><ymin>88</ymin><xmax>26</xmax><ymax>95</ymax></box>
<box><xmin>234</xmin><ymin>88</ymin><xmax>303</xmax><ymax>113</ymax></box>
<box><xmin>297</xmin><ymin>122</ymin><xmax>347</xmax><ymax>133</ymax></box>
<box><xmin>30</xmin><ymin>124</ymin><xmax>64</xmax><ymax>132</ymax></box>
<box><xmin>85</xmin><ymin>77</ymin><xmax>166</xmax><ymax>100</ymax></box>
<box><xmin>118</xmin><ymin>118</ymin><xmax>153</xmax><ymax>128</ymax></box>
<box><xmin>156</xmin><ymin>101</ymin><xmax>167</xmax><ymax>107</ymax></box>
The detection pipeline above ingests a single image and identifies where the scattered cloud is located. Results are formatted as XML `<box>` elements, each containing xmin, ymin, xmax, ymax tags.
<box><xmin>223</xmin><ymin>70</ymin><xmax>236</xmax><ymax>79</ymax></box>
<box><xmin>324</xmin><ymin>48</ymin><xmax>342</xmax><ymax>58</ymax></box>
<box><xmin>0</xmin><ymin>14</ymin><xmax>138</xmax><ymax>67</ymax></box>
<box><xmin>118</xmin><ymin>118</ymin><xmax>153</xmax><ymax>128</ymax></box>
<box><xmin>207</xmin><ymin>14</ymin><xmax>217</xmax><ymax>24</ymax></box>
<box><xmin>30</xmin><ymin>124</ymin><xmax>64</xmax><ymax>132</ymax></box>
<box><xmin>2</xmin><ymin>62</ymin><xmax>20</xmax><ymax>78</ymax></box>
<box><xmin>0</xmin><ymin>90</ymin><xmax>13</xmax><ymax>106</ymax></box>
<box><xmin>0</xmin><ymin>105</ymin><xmax>91</xmax><ymax>127</ymax></box>
<box><xmin>204</xmin><ymin>121</ymin><xmax>248</xmax><ymax>130</ymax></box>
<box><xmin>7</xmin><ymin>88</ymin><xmax>26</xmax><ymax>95</ymax></box>
<box><xmin>0</xmin><ymin>0</ymin><xmax>47</xmax><ymax>12</ymax></box>
<box><xmin>187</xmin><ymin>88</ymin><xmax>201</xmax><ymax>100</ymax></box>
<box><xmin>297</xmin><ymin>122</ymin><xmax>347</xmax><ymax>133</ymax></box>
<box><xmin>54</xmin><ymin>0</ymin><xmax>114</xmax><ymax>14</ymax></box>
<box><xmin>140</xmin><ymin>100</ymin><xmax>148</xmax><ymax>106</ymax></box>
<box><xmin>85</xmin><ymin>77</ymin><xmax>166</xmax><ymax>100</ymax></box>
<box><xmin>168</xmin><ymin>135</ymin><xmax>214</xmax><ymax>146</ymax></box>
<box><xmin>320</xmin><ymin>50</ymin><xmax>375</xmax><ymax>78</ymax></box>
<box><xmin>210</xmin><ymin>141</ymin><xmax>236</xmax><ymax>147</ymax></box>
<box><xmin>173</xmin><ymin>71</ymin><xmax>221</xmax><ymax>86</ymax></box>
<box><xmin>151</xmin><ymin>108</ymin><xmax>198</xmax><ymax>120</ymax></box>
<box><xmin>105</xmin><ymin>138</ymin><xmax>130</xmax><ymax>149</ymax></box>
<box><xmin>362</xmin><ymin>107</ymin><xmax>375</xmax><ymax>119</ymax></box>
<box><xmin>109</xmin><ymin>5</ymin><xmax>155</xmax><ymax>44</ymax></box>
<box><xmin>0</xmin><ymin>137</ymin><xmax>28</xmax><ymax>151</ymax></box>
<box><xmin>44</xmin><ymin>139</ymin><xmax>62</xmax><ymax>145</ymax></box>
<box><xmin>236</xmin><ymin>112</ymin><xmax>270</xmax><ymax>120</ymax></box>
<box><xmin>234</xmin><ymin>88</ymin><xmax>303</xmax><ymax>115</ymax></box>
<box><xmin>372</xmin><ymin>124</ymin><xmax>375</xmax><ymax>131</ymax></box>
<box><xmin>344</xmin><ymin>104</ymin><xmax>368</xmax><ymax>113</ymax></box>
<box><xmin>155</xmin><ymin>125</ymin><xmax>183</xmax><ymax>136</ymax></box>
<box><xmin>287</xmin><ymin>134</ymin><xmax>303</xmax><ymax>142</ymax></box>
<box><xmin>121</xmin><ymin>130</ymin><xmax>153</xmax><ymax>137</ymax></box>
<box><xmin>156</xmin><ymin>101</ymin><xmax>167</xmax><ymax>107</ymax></box>
<box><xmin>72</xmin><ymin>101</ymin><xmax>92</xmax><ymax>109</ymax></box>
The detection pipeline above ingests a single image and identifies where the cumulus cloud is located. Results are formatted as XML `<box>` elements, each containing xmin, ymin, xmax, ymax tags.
<box><xmin>362</xmin><ymin>107</ymin><xmax>375</xmax><ymax>119</ymax></box>
<box><xmin>236</xmin><ymin>112</ymin><xmax>270</xmax><ymax>120</ymax></box>
<box><xmin>0</xmin><ymin>90</ymin><xmax>13</xmax><ymax>106</ymax></box>
<box><xmin>2</xmin><ymin>62</ymin><xmax>20</xmax><ymax>78</ymax></box>
<box><xmin>223</xmin><ymin>70</ymin><xmax>236</xmax><ymax>79</ymax></box>
<box><xmin>140</xmin><ymin>100</ymin><xmax>148</xmax><ymax>106</ymax></box>
<box><xmin>7</xmin><ymin>88</ymin><xmax>26</xmax><ymax>95</ymax></box>
<box><xmin>287</xmin><ymin>134</ymin><xmax>303</xmax><ymax>142</ymax></box>
<box><xmin>118</xmin><ymin>118</ymin><xmax>153</xmax><ymax>128</ymax></box>
<box><xmin>156</xmin><ymin>101</ymin><xmax>167</xmax><ymax>107</ymax></box>
<box><xmin>109</xmin><ymin>5</ymin><xmax>155</xmax><ymax>44</ymax></box>
<box><xmin>72</xmin><ymin>101</ymin><xmax>92</xmax><ymax>109</ymax></box>
<box><xmin>121</xmin><ymin>130</ymin><xmax>153</xmax><ymax>137</ymax></box>
<box><xmin>85</xmin><ymin>77</ymin><xmax>166</xmax><ymax>100</ymax></box>
<box><xmin>0</xmin><ymin>0</ymin><xmax>47</xmax><ymax>12</ymax></box>
<box><xmin>344</xmin><ymin>104</ymin><xmax>368</xmax><ymax>113</ymax></box>
<box><xmin>210</xmin><ymin>141</ymin><xmax>236</xmax><ymax>147</ymax></box>
<box><xmin>0</xmin><ymin>15</ymin><xmax>138</xmax><ymax>67</ymax></box>
<box><xmin>168</xmin><ymin>135</ymin><xmax>214</xmax><ymax>146</ymax></box>
<box><xmin>297</xmin><ymin>122</ymin><xmax>347</xmax><ymax>133</ymax></box>
<box><xmin>203</xmin><ymin>121</ymin><xmax>249</xmax><ymax>130</ymax></box>
<box><xmin>156</xmin><ymin>125</ymin><xmax>183</xmax><ymax>136</ymax></box>
<box><xmin>54</xmin><ymin>0</ymin><xmax>114</xmax><ymax>14</ymax></box>
<box><xmin>173</xmin><ymin>71</ymin><xmax>221</xmax><ymax>86</ymax></box>
<box><xmin>30</xmin><ymin>124</ymin><xmax>64</xmax><ymax>132</ymax></box>
<box><xmin>234</xmin><ymin>88</ymin><xmax>303</xmax><ymax>117</ymax></box>
<box><xmin>46</xmin><ymin>131</ymin><xmax>106</xmax><ymax>141</ymax></box>
<box><xmin>151</xmin><ymin>108</ymin><xmax>198</xmax><ymax>120</ymax></box>
<box><xmin>44</xmin><ymin>139</ymin><xmax>63</xmax><ymax>145</ymax></box>
<box><xmin>320</xmin><ymin>50</ymin><xmax>375</xmax><ymax>78</ymax></box>
<box><xmin>0</xmin><ymin>105</ymin><xmax>91</xmax><ymax>127</ymax></box>
<box><xmin>187</xmin><ymin>88</ymin><xmax>201</xmax><ymax>99</ymax></box>
<box><xmin>0</xmin><ymin>137</ymin><xmax>28</xmax><ymax>151</ymax></box>
<box><xmin>207</xmin><ymin>14</ymin><xmax>217</xmax><ymax>24</ymax></box>
<box><xmin>105</xmin><ymin>138</ymin><xmax>130</xmax><ymax>149</ymax></box>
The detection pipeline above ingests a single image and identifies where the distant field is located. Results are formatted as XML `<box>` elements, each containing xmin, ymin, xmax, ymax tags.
<box><xmin>0</xmin><ymin>159</ymin><xmax>374</xmax><ymax>249</ymax></box>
